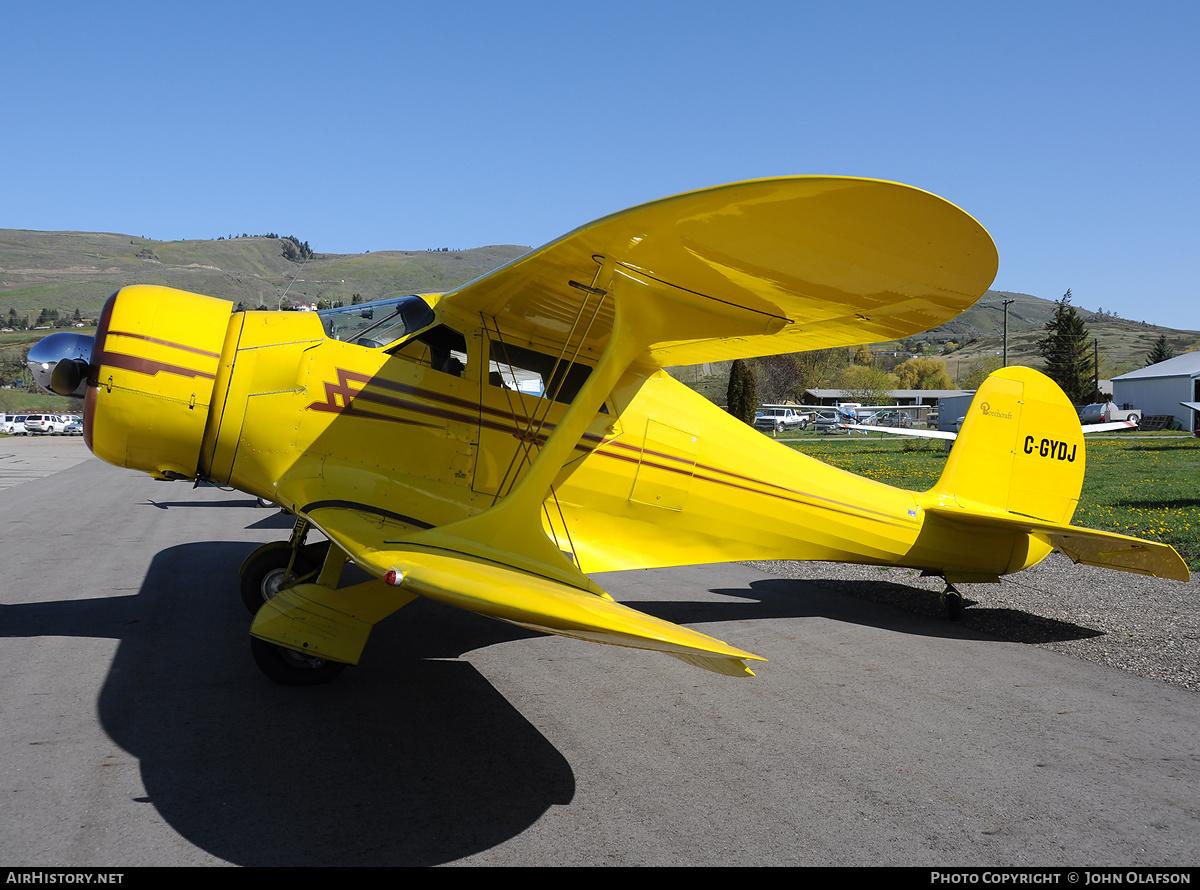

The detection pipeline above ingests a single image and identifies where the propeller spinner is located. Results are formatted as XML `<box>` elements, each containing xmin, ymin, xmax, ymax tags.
<box><xmin>27</xmin><ymin>332</ymin><xmax>94</xmax><ymax>397</ymax></box>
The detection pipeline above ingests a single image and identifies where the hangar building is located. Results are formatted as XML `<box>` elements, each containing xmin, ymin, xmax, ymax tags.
<box><xmin>1112</xmin><ymin>352</ymin><xmax>1200</xmax><ymax>432</ymax></box>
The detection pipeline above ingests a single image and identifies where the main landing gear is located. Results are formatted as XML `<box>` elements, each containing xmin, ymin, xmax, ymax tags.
<box><xmin>242</xmin><ymin>518</ymin><xmax>346</xmax><ymax>686</ymax></box>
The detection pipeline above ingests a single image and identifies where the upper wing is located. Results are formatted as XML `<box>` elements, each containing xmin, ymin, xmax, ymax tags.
<box><xmin>437</xmin><ymin>176</ymin><xmax>998</xmax><ymax>367</ymax></box>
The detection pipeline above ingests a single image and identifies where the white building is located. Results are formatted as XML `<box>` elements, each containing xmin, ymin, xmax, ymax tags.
<box><xmin>1111</xmin><ymin>352</ymin><xmax>1200</xmax><ymax>432</ymax></box>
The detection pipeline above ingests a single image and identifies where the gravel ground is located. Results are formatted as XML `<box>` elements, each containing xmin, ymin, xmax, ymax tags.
<box><xmin>751</xmin><ymin>552</ymin><xmax>1200</xmax><ymax>691</ymax></box>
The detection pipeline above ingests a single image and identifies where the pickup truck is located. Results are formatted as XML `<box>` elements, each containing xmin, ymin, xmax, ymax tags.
<box><xmin>754</xmin><ymin>407</ymin><xmax>810</xmax><ymax>434</ymax></box>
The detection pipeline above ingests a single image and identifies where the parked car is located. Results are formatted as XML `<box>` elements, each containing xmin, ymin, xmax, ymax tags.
<box><xmin>63</xmin><ymin>419</ymin><xmax>83</xmax><ymax>435</ymax></box>
<box><xmin>813</xmin><ymin>411</ymin><xmax>846</xmax><ymax>433</ymax></box>
<box><xmin>23</xmin><ymin>413</ymin><xmax>65</xmax><ymax>434</ymax></box>
<box><xmin>754</xmin><ymin>406</ymin><xmax>810</xmax><ymax>434</ymax></box>
<box><xmin>870</xmin><ymin>411</ymin><xmax>911</xmax><ymax>428</ymax></box>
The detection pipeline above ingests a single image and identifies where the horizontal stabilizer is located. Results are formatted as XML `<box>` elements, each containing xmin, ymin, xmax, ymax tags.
<box><xmin>926</xmin><ymin>506</ymin><xmax>1190</xmax><ymax>582</ymax></box>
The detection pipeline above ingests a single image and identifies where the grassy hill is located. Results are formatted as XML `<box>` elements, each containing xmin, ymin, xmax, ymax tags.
<box><xmin>5</xmin><ymin>229</ymin><xmax>1198</xmax><ymax>403</ymax></box>
<box><xmin>0</xmin><ymin>229</ymin><xmax>530</xmax><ymax>319</ymax></box>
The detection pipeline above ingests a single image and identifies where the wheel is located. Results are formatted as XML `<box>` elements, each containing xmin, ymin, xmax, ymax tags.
<box><xmin>1126</xmin><ymin>414</ymin><xmax>1138</xmax><ymax>423</ymax></box>
<box><xmin>250</xmin><ymin>636</ymin><xmax>346</xmax><ymax>686</ymax></box>
<box><xmin>798</xmin><ymin>419</ymin><xmax>808</xmax><ymax>430</ymax></box>
<box><xmin>240</xmin><ymin>546</ymin><xmax>313</xmax><ymax>615</ymax></box>
<box><xmin>941</xmin><ymin>587</ymin><xmax>964</xmax><ymax>621</ymax></box>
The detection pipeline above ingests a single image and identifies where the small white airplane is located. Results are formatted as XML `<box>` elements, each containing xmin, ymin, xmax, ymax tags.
<box><xmin>841</xmin><ymin>416</ymin><xmax>1138</xmax><ymax>440</ymax></box>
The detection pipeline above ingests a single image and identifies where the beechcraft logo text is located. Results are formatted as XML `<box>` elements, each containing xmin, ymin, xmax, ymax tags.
<box><xmin>978</xmin><ymin>401</ymin><xmax>1014</xmax><ymax>421</ymax></box>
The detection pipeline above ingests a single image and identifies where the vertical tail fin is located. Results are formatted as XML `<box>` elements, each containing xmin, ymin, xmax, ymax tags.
<box><xmin>922</xmin><ymin>366</ymin><xmax>1188</xmax><ymax>581</ymax></box>
<box><xmin>931</xmin><ymin>367</ymin><xmax>1084</xmax><ymax>524</ymax></box>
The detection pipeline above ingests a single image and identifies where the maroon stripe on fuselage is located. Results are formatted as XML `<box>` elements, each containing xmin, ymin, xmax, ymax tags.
<box><xmin>89</xmin><ymin>292</ymin><xmax>118</xmax><ymax>387</ymax></box>
<box><xmin>105</xmin><ymin>329</ymin><xmax>221</xmax><ymax>359</ymax></box>
<box><xmin>89</xmin><ymin>293</ymin><xmax>218</xmax><ymax>383</ymax></box>
<box><xmin>82</xmin><ymin>292</ymin><xmax>120</xmax><ymax>454</ymax></box>
<box><xmin>308</xmin><ymin>365</ymin><xmax>915</xmax><ymax>530</ymax></box>
<box><xmin>83</xmin><ymin>382</ymin><xmax>97</xmax><ymax>453</ymax></box>
<box><xmin>95</xmin><ymin>350</ymin><xmax>217</xmax><ymax>380</ymax></box>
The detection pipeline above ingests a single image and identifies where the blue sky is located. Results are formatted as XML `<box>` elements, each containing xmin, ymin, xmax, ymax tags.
<box><xmin>4</xmin><ymin>1</ymin><xmax>1197</xmax><ymax>328</ymax></box>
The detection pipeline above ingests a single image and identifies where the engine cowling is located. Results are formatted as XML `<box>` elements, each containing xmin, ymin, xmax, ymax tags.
<box><xmin>85</xmin><ymin>285</ymin><xmax>234</xmax><ymax>480</ymax></box>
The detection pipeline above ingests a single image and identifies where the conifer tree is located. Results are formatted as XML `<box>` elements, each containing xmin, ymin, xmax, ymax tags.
<box><xmin>1037</xmin><ymin>289</ymin><xmax>1095</xmax><ymax>404</ymax></box>
<box><xmin>726</xmin><ymin>359</ymin><xmax>758</xmax><ymax>425</ymax></box>
<box><xmin>1145</xmin><ymin>335</ymin><xmax>1175</xmax><ymax>367</ymax></box>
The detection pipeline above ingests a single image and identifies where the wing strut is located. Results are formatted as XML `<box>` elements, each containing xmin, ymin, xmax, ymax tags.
<box><xmin>482</xmin><ymin>267</ymin><xmax>611</xmax><ymax>504</ymax></box>
<box><xmin>386</xmin><ymin>259</ymin><xmax>699</xmax><ymax>591</ymax></box>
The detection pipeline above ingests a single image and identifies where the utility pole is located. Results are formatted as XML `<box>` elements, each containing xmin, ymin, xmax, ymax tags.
<box><xmin>1002</xmin><ymin>298</ymin><xmax>1015</xmax><ymax>367</ymax></box>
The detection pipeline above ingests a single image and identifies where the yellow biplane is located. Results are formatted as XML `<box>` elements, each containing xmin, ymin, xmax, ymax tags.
<box><xmin>29</xmin><ymin>177</ymin><xmax>1189</xmax><ymax>684</ymax></box>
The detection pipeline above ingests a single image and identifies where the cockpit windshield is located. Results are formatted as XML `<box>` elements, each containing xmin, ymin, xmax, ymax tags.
<box><xmin>317</xmin><ymin>296</ymin><xmax>435</xmax><ymax>348</ymax></box>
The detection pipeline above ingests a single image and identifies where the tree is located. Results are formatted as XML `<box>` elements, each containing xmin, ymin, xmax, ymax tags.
<box><xmin>726</xmin><ymin>359</ymin><xmax>758</xmax><ymax>424</ymax></box>
<box><xmin>893</xmin><ymin>356</ymin><xmax>952</xmax><ymax>390</ymax></box>
<box><xmin>794</xmin><ymin>347</ymin><xmax>849</xmax><ymax>391</ymax></box>
<box><xmin>1037</xmin><ymin>289</ymin><xmax>1095</xmax><ymax>404</ymax></box>
<box><xmin>959</xmin><ymin>355</ymin><xmax>1003</xmax><ymax>390</ymax></box>
<box><xmin>751</xmin><ymin>354</ymin><xmax>801</xmax><ymax>403</ymax></box>
<box><xmin>1145</xmin><ymin>335</ymin><xmax>1176</xmax><ymax>367</ymax></box>
<box><xmin>836</xmin><ymin>364</ymin><xmax>897</xmax><ymax>406</ymax></box>
<box><xmin>851</xmin><ymin>343</ymin><xmax>874</xmax><ymax>366</ymax></box>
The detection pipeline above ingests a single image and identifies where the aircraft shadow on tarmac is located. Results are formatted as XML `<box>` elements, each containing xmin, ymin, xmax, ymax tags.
<box><xmin>648</xmin><ymin>577</ymin><xmax>1103</xmax><ymax>646</ymax></box>
<box><xmin>4</xmin><ymin>541</ymin><xmax>572</xmax><ymax>865</ymax></box>
<box><xmin>0</xmin><ymin>540</ymin><xmax>1101</xmax><ymax>865</ymax></box>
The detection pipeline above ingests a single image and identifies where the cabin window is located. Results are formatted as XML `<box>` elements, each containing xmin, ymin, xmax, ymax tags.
<box><xmin>318</xmin><ymin>296</ymin><xmax>435</xmax><ymax>348</ymax></box>
<box><xmin>414</xmin><ymin>325</ymin><xmax>469</xmax><ymax>377</ymax></box>
<box><xmin>487</xmin><ymin>341</ymin><xmax>595</xmax><ymax>406</ymax></box>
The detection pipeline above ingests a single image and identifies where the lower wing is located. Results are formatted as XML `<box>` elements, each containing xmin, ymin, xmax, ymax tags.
<box><xmin>259</xmin><ymin>502</ymin><xmax>764</xmax><ymax>677</ymax></box>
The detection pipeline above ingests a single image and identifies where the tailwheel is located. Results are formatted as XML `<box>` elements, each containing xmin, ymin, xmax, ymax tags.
<box><xmin>250</xmin><ymin>637</ymin><xmax>347</xmax><ymax>686</ymax></box>
<box><xmin>940</xmin><ymin>583</ymin><xmax>965</xmax><ymax>621</ymax></box>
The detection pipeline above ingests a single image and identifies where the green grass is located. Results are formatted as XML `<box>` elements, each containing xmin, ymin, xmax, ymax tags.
<box><xmin>0</xmin><ymin>390</ymin><xmax>79</xmax><ymax>414</ymax></box>
<box><xmin>786</xmin><ymin>435</ymin><xmax>951</xmax><ymax>490</ymax></box>
<box><xmin>784</xmin><ymin>434</ymin><xmax>1200</xmax><ymax>570</ymax></box>
<box><xmin>1074</xmin><ymin>438</ymin><xmax>1200</xmax><ymax>569</ymax></box>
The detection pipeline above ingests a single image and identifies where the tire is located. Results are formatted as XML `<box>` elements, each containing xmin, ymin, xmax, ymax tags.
<box><xmin>250</xmin><ymin>636</ymin><xmax>346</xmax><ymax>686</ymax></box>
<box><xmin>941</xmin><ymin>589</ymin><xmax>965</xmax><ymax>621</ymax></box>
<box><xmin>240</xmin><ymin>546</ymin><xmax>313</xmax><ymax>615</ymax></box>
